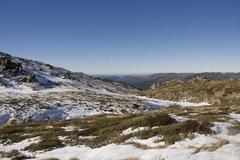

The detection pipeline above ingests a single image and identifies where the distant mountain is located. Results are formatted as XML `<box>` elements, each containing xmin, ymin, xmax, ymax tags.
<box><xmin>97</xmin><ymin>72</ymin><xmax>240</xmax><ymax>90</ymax></box>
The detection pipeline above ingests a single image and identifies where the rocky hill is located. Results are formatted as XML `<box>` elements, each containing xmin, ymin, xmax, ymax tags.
<box><xmin>0</xmin><ymin>52</ymin><xmax>135</xmax><ymax>93</ymax></box>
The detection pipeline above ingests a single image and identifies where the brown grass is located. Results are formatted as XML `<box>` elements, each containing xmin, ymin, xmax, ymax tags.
<box><xmin>194</xmin><ymin>139</ymin><xmax>229</xmax><ymax>153</ymax></box>
<box><xmin>0</xmin><ymin>109</ymin><xmax>214</xmax><ymax>151</ymax></box>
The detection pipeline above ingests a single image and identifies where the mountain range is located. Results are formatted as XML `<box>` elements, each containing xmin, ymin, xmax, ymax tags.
<box><xmin>97</xmin><ymin>72</ymin><xmax>240</xmax><ymax>90</ymax></box>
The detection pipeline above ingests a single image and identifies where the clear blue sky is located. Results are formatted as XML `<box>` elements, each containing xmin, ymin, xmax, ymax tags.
<box><xmin>0</xmin><ymin>0</ymin><xmax>239</xmax><ymax>74</ymax></box>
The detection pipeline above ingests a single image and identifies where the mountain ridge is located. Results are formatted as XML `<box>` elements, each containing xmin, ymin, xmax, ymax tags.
<box><xmin>97</xmin><ymin>72</ymin><xmax>240</xmax><ymax>90</ymax></box>
<box><xmin>0</xmin><ymin>52</ymin><xmax>135</xmax><ymax>93</ymax></box>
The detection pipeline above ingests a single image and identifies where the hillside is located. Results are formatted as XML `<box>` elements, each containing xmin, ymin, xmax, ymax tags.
<box><xmin>0</xmin><ymin>52</ymin><xmax>135</xmax><ymax>93</ymax></box>
<box><xmin>142</xmin><ymin>77</ymin><xmax>240</xmax><ymax>110</ymax></box>
<box><xmin>0</xmin><ymin>52</ymin><xmax>206</xmax><ymax>124</ymax></box>
<box><xmin>98</xmin><ymin>72</ymin><xmax>240</xmax><ymax>90</ymax></box>
<box><xmin>1</xmin><ymin>53</ymin><xmax>240</xmax><ymax>160</ymax></box>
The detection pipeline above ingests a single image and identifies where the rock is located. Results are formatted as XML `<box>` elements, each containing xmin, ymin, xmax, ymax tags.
<box><xmin>63</xmin><ymin>71</ymin><xmax>72</xmax><ymax>79</ymax></box>
<box><xmin>17</xmin><ymin>74</ymin><xmax>36</xmax><ymax>83</ymax></box>
<box><xmin>150</xmin><ymin>82</ymin><xmax>160</xmax><ymax>89</ymax></box>
<box><xmin>46</xmin><ymin>64</ymin><xmax>54</xmax><ymax>69</ymax></box>
<box><xmin>0</xmin><ymin>54</ymin><xmax>23</xmax><ymax>76</ymax></box>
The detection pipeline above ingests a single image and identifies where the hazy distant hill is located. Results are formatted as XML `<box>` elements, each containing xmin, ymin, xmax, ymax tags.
<box><xmin>97</xmin><ymin>72</ymin><xmax>240</xmax><ymax>90</ymax></box>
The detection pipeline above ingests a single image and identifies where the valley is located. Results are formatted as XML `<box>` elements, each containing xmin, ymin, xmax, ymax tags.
<box><xmin>0</xmin><ymin>53</ymin><xmax>240</xmax><ymax>160</ymax></box>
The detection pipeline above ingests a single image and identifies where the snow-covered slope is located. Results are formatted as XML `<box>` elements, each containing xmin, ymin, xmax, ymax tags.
<box><xmin>0</xmin><ymin>52</ymin><xmax>209</xmax><ymax>124</ymax></box>
<box><xmin>0</xmin><ymin>52</ymin><xmax>135</xmax><ymax>93</ymax></box>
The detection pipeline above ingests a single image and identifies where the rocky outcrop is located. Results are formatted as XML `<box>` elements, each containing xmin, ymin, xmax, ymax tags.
<box><xmin>16</xmin><ymin>74</ymin><xmax>36</xmax><ymax>83</ymax></box>
<box><xmin>63</xmin><ymin>71</ymin><xmax>91</xmax><ymax>81</ymax></box>
<box><xmin>0</xmin><ymin>51</ymin><xmax>136</xmax><ymax>93</ymax></box>
<box><xmin>0</xmin><ymin>54</ymin><xmax>22</xmax><ymax>76</ymax></box>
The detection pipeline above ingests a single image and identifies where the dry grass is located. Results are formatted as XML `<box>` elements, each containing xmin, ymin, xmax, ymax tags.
<box><xmin>69</xmin><ymin>158</ymin><xmax>79</xmax><ymax>160</ymax></box>
<box><xmin>143</xmin><ymin>78</ymin><xmax>240</xmax><ymax>108</ymax></box>
<box><xmin>124</xmin><ymin>157</ymin><xmax>140</xmax><ymax>160</ymax></box>
<box><xmin>0</xmin><ymin>150</ymin><xmax>20</xmax><ymax>158</ymax></box>
<box><xmin>228</xmin><ymin>125</ymin><xmax>240</xmax><ymax>135</ymax></box>
<box><xmin>0</xmin><ymin>108</ymin><xmax>215</xmax><ymax>151</ymax></box>
<box><xmin>194</xmin><ymin>139</ymin><xmax>229</xmax><ymax>153</ymax></box>
<box><xmin>124</xmin><ymin>142</ymin><xmax>149</xmax><ymax>150</ymax></box>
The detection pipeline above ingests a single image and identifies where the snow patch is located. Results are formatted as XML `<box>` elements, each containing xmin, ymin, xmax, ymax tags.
<box><xmin>121</xmin><ymin>127</ymin><xmax>149</xmax><ymax>136</ymax></box>
<box><xmin>170</xmin><ymin>114</ymin><xmax>189</xmax><ymax>122</ymax></box>
<box><xmin>126</xmin><ymin>136</ymin><xmax>165</xmax><ymax>148</ymax></box>
<box><xmin>0</xmin><ymin>137</ymin><xmax>40</xmax><ymax>153</ymax></box>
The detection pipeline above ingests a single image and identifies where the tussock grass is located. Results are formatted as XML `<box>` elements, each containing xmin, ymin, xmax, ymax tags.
<box><xmin>134</xmin><ymin>120</ymin><xmax>213</xmax><ymax>145</ymax></box>
<box><xmin>228</xmin><ymin>125</ymin><xmax>240</xmax><ymax>135</ymax></box>
<box><xmin>194</xmin><ymin>139</ymin><xmax>229</xmax><ymax>153</ymax></box>
<box><xmin>0</xmin><ymin>150</ymin><xmax>34</xmax><ymax>160</ymax></box>
<box><xmin>0</xmin><ymin>150</ymin><xmax>20</xmax><ymax>158</ymax></box>
<box><xmin>0</xmin><ymin>109</ymin><xmax>215</xmax><ymax>151</ymax></box>
<box><xmin>125</xmin><ymin>141</ymin><xmax>149</xmax><ymax>149</ymax></box>
<box><xmin>25</xmin><ymin>136</ymin><xmax>64</xmax><ymax>151</ymax></box>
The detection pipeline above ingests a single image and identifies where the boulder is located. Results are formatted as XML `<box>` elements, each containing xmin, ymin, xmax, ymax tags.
<box><xmin>17</xmin><ymin>74</ymin><xmax>36</xmax><ymax>83</ymax></box>
<box><xmin>0</xmin><ymin>55</ymin><xmax>22</xmax><ymax>76</ymax></box>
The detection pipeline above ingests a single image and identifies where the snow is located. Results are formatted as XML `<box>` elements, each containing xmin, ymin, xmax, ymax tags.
<box><xmin>0</xmin><ymin>137</ymin><xmax>40</xmax><ymax>153</ymax></box>
<box><xmin>0</xmin><ymin>86</ymin><xmax>210</xmax><ymax>124</ymax></box>
<box><xmin>174</xmin><ymin>133</ymin><xmax>219</xmax><ymax>148</ymax></box>
<box><xmin>170</xmin><ymin>114</ymin><xmax>189</xmax><ymax>122</ymax></box>
<box><xmin>0</xmin><ymin>118</ymin><xmax>240</xmax><ymax>160</ymax></box>
<box><xmin>79</xmin><ymin>136</ymin><xmax>97</xmax><ymax>140</ymax></box>
<box><xmin>211</xmin><ymin>122</ymin><xmax>232</xmax><ymax>135</ymax></box>
<box><xmin>62</xmin><ymin>126</ymin><xmax>78</xmax><ymax>132</ymax></box>
<box><xmin>134</xmin><ymin>96</ymin><xmax>210</xmax><ymax>108</ymax></box>
<box><xmin>230</xmin><ymin>113</ymin><xmax>240</xmax><ymax>123</ymax></box>
<box><xmin>0</xmin><ymin>113</ymin><xmax>11</xmax><ymax>124</ymax></box>
<box><xmin>0</xmin><ymin>84</ymin><xmax>34</xmax><ymax>94</ymax></box>
<box><xmin>126</xmin><ymin>136</ymin><xmax>165</xmax><ymax>148</ymax></box>
<box><xmin>58</xmin><ymin>136</ymin><xmax>67</xmax><ymax>141</ymax></box>
<box><xmin>35</xmin><ymin>122</ymin><xmax>240</xmax><ymax>160</ymax></box>
<box><xmin>35</xmin><ymin>126</ymin><xmax>240</xmax><ymax>160</ymax></box>
<box><xmin>0</xmin><ymin>58</ymin><xmax>211</xmax><ymax>124</ymax></box>
<box><xmin>0</xmin><ymin>53</ymin><xmax>212</xmax><ymax>124</ymax></box>
<box><xmin>121</xmin><ymin>127</ymin><xmax>149</xmax><ymax>135</ymax></box>
<box><xmin>2</xmin><ymin>51</ymin><xmax>240</xmax><ymax>159</ymax></box>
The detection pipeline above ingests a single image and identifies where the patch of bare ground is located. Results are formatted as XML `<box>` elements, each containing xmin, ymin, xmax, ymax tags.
<box><xmin>0</xmin><ymin>149</ymin><xmax>34</xmax><ymax>159</ymax></box>
<box><xmin>228</xmin><ymin>125</ymin><xmax>240</xmax><ymax>135</ymax></box>
<box><xmin>124</xmin><ymin>141</ymin><xmax>166</xmax><ymax>150</ymax></box>
<box><xmin>193</xmin><ymin>139</ymin><xmax>229</xmax><ymax>153</ymax></box>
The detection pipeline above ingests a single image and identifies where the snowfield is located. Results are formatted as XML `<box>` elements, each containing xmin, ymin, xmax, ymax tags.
<box><xmin>0</xmin><ymin>84</ymin><xmax>210</xmax><ymax>124</ymax></box>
